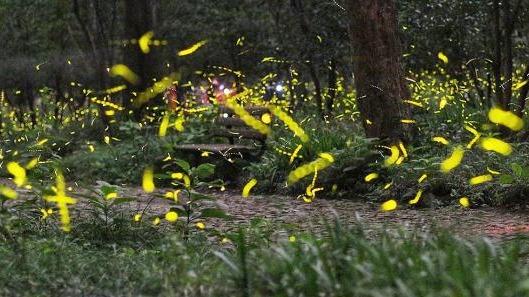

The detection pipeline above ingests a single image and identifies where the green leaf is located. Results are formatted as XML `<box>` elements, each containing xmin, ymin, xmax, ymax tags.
<box><xmin>499</xmin><ymin>174</ymin><xmax>515</xmax><ymax>184</ymax></box>
<box><xmin>42</xmin><ymin>188</ymin><xmax>56</xmax><ymax>196</ymax></box>
<box><xmin>518</xmin><ymin>278</ymin><xmax>529</xmax><ymax>290</ymax></box>
<box><xmin>511</xmin><ymin>163</ymin><xmax>523</xmax><ymax>176</ymax></box>
<box><xmin>195</xmin><ymin>163</ymin><xmax>215</xmax><ymax>179</ymax></box>
<box><xmin>174</xmin><ymin>159</ymin><xmax>191</xmax><ymax>172</ymax></box>
<box><xmin>154</xmin><ymin>173</ymin><xmax>171</xmax><ymax>180</ymax></box>
<box><xmin>78</xmin><ymin>194</ymin><xmax>103</xmax><ymax>205</ymax></box>
<box><xmin>100</xmin><ymin>185</ymin><xmax>118</xmax><ymax>196</ymax></box>
<box><xmin>88</xmin><ymin>200</ymin><xmax>106</xmax><ymax>210</ymax></box>
<box><xmin>213</xmin><ymin>251</ymin><xmax>240</xmax><ymax>273</ymax></box>
<box><xmin>173</xmin><ymin>208</ymin><xmax>190</xmax><ymax>218</ymax></box>
<box><xmin>200</xmin><ymin>208</ymin><xmax>230</xmax><ymax>219</ymax></box>
<box><xmin>189</xmin><ymin>191</ymin><xmax>215</xmax><ymax>201</ymax></box>
<box><xmin>110</xmin><ymin>197</ymin><xmax>136</xmax><ymax>205</ymax></box>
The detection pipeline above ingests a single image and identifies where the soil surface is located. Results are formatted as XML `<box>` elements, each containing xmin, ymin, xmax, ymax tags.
<box><xmin>119</xmin><ymin>186</ymin><xmax>529</xmax><ymax>243</ymax></box>
<box><xmin>4</xmin><ymin>177</ymin><xmax>529</xmax><ymax>243</ymax></box>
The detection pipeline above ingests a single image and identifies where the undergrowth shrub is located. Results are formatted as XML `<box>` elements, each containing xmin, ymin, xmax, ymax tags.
<box><xmin>243</xmin><ymin>114</ymin><xmax>377</xmax><ymax>196</ymax></box>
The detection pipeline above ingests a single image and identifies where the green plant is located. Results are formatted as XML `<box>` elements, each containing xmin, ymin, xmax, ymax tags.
<box><xmin>76</xmin><ymin>181</ymin><xmax>137</xmax><ymax>239</ymax></box>
<box><xmin>61</xmin><ymin>134</ymin><xmax>174</xmax><ymax>184</ymax></box>
<box><xmin>244</xmin><ymin>118</ymin><xmax>377</xmax><ymax>196</ymax></box>
<box><xmin>157</xmin><ymin>159</ymin><xmax>229</xmax><ymax>240</ymax></box>
<box><xmin>246</xmin><ymin>222</ymin><xmax>529</xmax><ymax>297</ymax></box>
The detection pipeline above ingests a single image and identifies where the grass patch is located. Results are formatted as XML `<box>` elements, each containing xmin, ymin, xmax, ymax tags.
<box><xmin>2</xmin><ymin>221</ymin><xmax>529</xmax><ymax>296</ymax></box>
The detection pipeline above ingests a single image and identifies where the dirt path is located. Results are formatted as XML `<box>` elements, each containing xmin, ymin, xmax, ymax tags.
<box><xmin>120</xmin><ymin>186</ymin><xmax>529</xmax><ymax>242</ymax></box>
<box><xmin>3</xmin><ymin>176</ymin><xmax>529</xmax><ymax>242</ymax></box>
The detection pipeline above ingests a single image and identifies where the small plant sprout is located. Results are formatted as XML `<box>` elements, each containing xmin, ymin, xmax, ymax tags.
<box><xmin>156</xmin><ymin>159</ymin><xmax>229</xmax><ymax>239</ymax></box>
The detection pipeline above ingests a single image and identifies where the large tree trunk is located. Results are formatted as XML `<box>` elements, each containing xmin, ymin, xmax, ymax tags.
<box><xmin>345</xmin><ymin>0</ymin><xmax>412</xmax><ymax>143</ymax></box>
<box><xmin>123</xmin><ymin>0</ymin><xmax>157</xmax><ymax>115</ymax></box>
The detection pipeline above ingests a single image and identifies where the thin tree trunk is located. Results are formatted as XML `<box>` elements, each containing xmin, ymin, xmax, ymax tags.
<box><xmin>54</xmin><ymin>74</ymin><xmax>64</xmax><ymax>126</ymax></box>
<box><xmin>467</xmin><ymin>61</ymin><xmax>485</xmax><ymax>106</ymax></box>
<box><xmin>0</xmin><ymin>90</ymin><xmax>3</xmax><ymax>135</ymax></box>
<box><xmin>515</xmin><ymin>65</ymin><xmax>529</xmax><ymax>117</ymax></box>
<box><xmin>23</xmin><ymin>81</ymin><xmax>37</xmax><ymax>128</ymax></box>
<box><xmin>345</xmin><ymin>0</ymin><xmax>412</xmax><ymax>143</ymax></box>
<box><xmin>486</xmin><ymin>72</ymin><xmax>493</xmax><ymax>105</ymax></box>
<box><xmin>503</xmin><ymin>0</ymin><xmax>514</xmax><ymax>109</ymax></box>
<box><xmin>326</xmin><ymin>58</ymin><xmax>337</xmax><ymax>114</ymax></box>
<box><xmin>291</xmin><ymin>0</ymin><xmax>324</xmax><ymax>119</ymax></box>
<box><xmin>288</xmin><ymin>66</ymin><xmax>298</xmax><ymax>110</ymax></box>
<box><xmin>493</xmin><ymin>0</ymin><xmax>504</xmax><ymax>108</ymax></box>
<box><xmin>72</xmin><ymin>0</ymin><xmax>110</xmax><ymax>128</ymax></box>
<box><xmin>306</xmin><ymin>62</ymin><xmax>324</xmax><ymax>119</ymax></box>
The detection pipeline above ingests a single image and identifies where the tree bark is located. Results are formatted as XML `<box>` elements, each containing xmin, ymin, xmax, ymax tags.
<box><xmin>123</xmin><ymin>0</ymin><xmax>156</xmax><ymax>114</ymax></box>
<box><xmin>345</xmin><ymin>0</ymin><xmax>412</xmax><ymax>143</ymax></box>
<box><xmin>515</xmin><ymin>65</ymin><xmax>529</xmax><ymax>117</ymax></box>
<box><xmin>492</xmin><ymin>0</ymin><xmax>504</xmax><ymax>108</ymax></box>
<box><xmin>503</xmin><ymin>0</ymin><xmax>514</xmax><ymax>109</ymax></box>
<box><xmin>326</xmin><ymin>58</ymin><xmax>337</xmax><ymax>114</ymax></box>
<box><xmin>291</xmin><ymin>0</ymin><xmax>324</xmax><ymax>119</ymax></box>
<box><xmin>0</xmin><ymin>90</ymin><xmax>3</xmax><ymax>135</ymax></box>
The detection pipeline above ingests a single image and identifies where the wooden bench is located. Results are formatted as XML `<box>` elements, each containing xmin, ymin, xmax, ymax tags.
<box><xmin>173</xmin><ymin>106</ymin><xmax>271</xmax><ymax>162</ymax></box>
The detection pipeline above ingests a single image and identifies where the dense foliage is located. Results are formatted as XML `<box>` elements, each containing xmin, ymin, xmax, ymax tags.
<box><xmin>2</xmin><ymin>0</ymin><xmax>529</xmax><ymax>295</ymax></box>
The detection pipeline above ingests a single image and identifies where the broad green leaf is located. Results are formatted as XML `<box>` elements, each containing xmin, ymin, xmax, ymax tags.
<box><xmin>100</xmin><ymin>185</ymin><xmax>118</xmax><ymax>196</ymax></box>
<box><xmin>189</xmin><ymin>191</ymin><xmax>216</xmax><ymax>201</ymax></box>
<box><xmin>200</xmin><ymin>208</ymin><xmax>230</xmax><ymax>219</ymax></box>
<box><xmin>155</xmin><ymin>173</ymin><xmax>171</xmax><ymax>179</ymax></box>
<box><xmin>110</xmin><ymin>197</ymin><xmax>137</xmax><ymax>205</ymax></box>
<box><xmin>194</xmin><ymin>163</ymin><xmax>215</xmax><ymax>179</ymax></box>
<box><xmin>499</xmin><ymin>174</ymin><xmax>515</xmax><ymax>184</ymax></box>
<box><xmin>174</xmin><ymin>159</ymin><xmax>191</xmax><ymax>172</ymax></box>
<box><xmin>172</xmin><ymin>208</ymin><xmax>190</xmax><ymax>218</ymax></box>
<box><xmin>511</xmin><ymin>163</ymin><xmax>523</xmax><ymax>176</ymax></box>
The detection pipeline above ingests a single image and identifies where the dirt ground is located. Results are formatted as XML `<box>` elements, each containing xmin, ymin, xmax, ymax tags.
<box><xmin>3</xmin><ymin>176</ymin><xmax>529</xmax><ymax>242</ymax></box>
<box><xmin>120</xmin><ymin>186</ymin><xmax>529</xmax><ymax>242</ymax></box>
